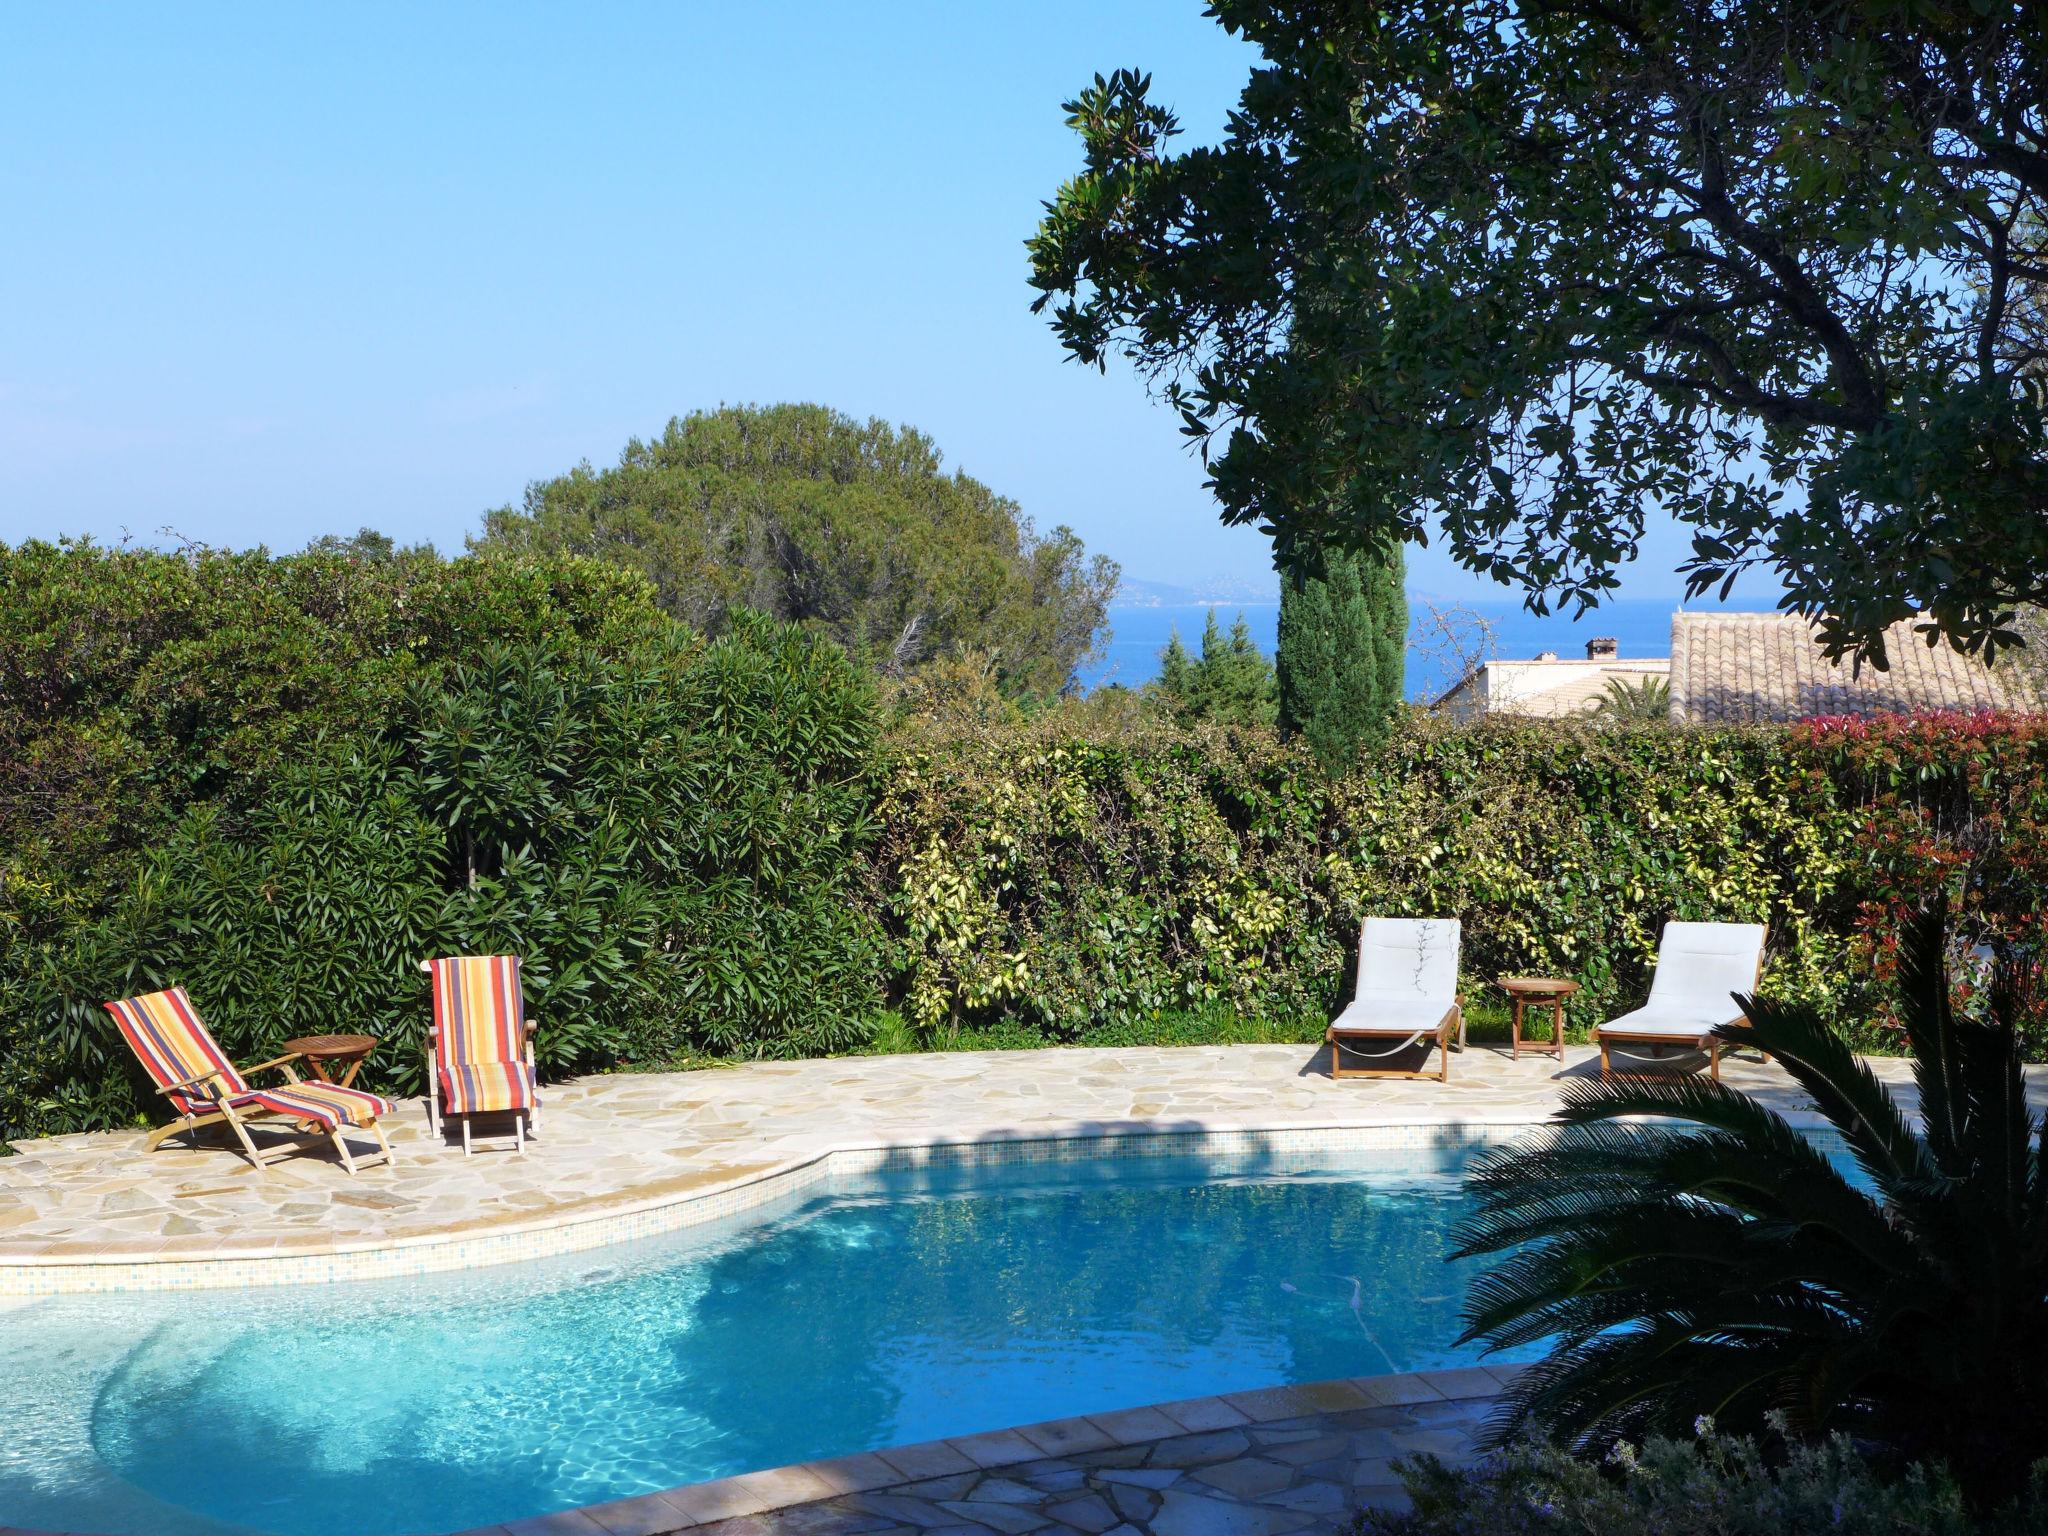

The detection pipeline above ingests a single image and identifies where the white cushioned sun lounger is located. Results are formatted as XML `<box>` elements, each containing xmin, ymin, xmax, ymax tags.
<box><xmin>1596</xmin><ymin>920</ymin><xmax>1767</xmax><ymax>1080</ymax></box>
<box><xmin>1326</xmin><ymin>917</ymin><xmax>1464</xmax><ymax>1081</ymax></box>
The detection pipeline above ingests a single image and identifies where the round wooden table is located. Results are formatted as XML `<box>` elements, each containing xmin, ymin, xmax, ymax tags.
<box><xmin>282</xmin><ymin>1033</ymin><xmax>379</xmax><ymax>1087</ymax></box>
<box><xmin>1496</xmin><ymin>978</ymin><xmax>1579</xmax><ymax>1062</ymax></box>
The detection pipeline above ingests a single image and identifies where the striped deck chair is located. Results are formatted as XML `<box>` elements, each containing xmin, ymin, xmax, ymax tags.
<box><xmin>423</xmin><ymin>955</ymin><xmax>538</xmax><ymax>1155</ymax></box>
<box><xmin>105</xmin><ymin>986</ymin><xmax>396</xmax><ymax>1176</ymax></box>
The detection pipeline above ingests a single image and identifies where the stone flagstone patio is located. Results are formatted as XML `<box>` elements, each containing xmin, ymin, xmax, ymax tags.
<box><xmin>434</xmin><ymin>1370</ymin><xmax>1510</xmax><ymax>1536</ymax></box>
<box><xmin>5</xmin><ymin>1042</ymin><xmax>2040</xmax><ymax>1290</ymax></box>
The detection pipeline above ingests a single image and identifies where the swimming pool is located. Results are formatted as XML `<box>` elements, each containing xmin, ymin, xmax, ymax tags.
<box><xmin>0</xmin><ymin>1135</ymin><xmax>1536</xmax><ymax>1536</ymax></box>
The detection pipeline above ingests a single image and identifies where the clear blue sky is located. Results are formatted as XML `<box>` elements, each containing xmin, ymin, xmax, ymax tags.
<box><xmin>0</xmin><ymin>1</ymin><xmax>1760</xmax><ymax>603</ymax></box>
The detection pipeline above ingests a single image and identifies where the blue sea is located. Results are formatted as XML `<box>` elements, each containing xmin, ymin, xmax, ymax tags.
<box><xmin>1081</xmin><ymin>595</ymin><xmax>1783</xmax><ymax>700</ymax></box>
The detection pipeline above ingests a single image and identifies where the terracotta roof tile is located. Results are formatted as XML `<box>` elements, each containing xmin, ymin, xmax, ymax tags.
<box><xmin>1669</xmin><ymin>613</ymin><xmax>2047</xmax><ymax>723</ymax></box>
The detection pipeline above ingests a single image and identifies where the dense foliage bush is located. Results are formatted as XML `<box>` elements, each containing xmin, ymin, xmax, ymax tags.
<box><xmin>0</xmin><ymin>538</ymin><xmax>665</xmax><ymax>893</ymax></box>
<box><xmin>5</xmin><ymin>542</ymin><xmax>2045</xmax><ymax>1140</ymax></box>
<box><xmin>1354</xmin><ymin>1430</ymin><xmax>2046</xmax><ymax>1536</ymax></box>
<box><xmin>0</xmin><ymin>545</ymin><xmax>877</xmax><ymax>1134</ymax></box>
<box><xmin>875</xmin><ymin>712</ymin><xmax>2048</xmax><ymax>1049</ymax></box>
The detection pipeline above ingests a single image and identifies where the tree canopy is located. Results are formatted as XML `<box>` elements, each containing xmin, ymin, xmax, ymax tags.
<box><xmin>1029</xmin><ymin>1</ymin><xmax>2047</xmax><ymax>664</ymax></box>
<box><xmin>478</xmin><ymin>403</ymin><xmax>1118</xmax><ymax>695</ymax></box>
<box><xmin>1153</xmin><ymin>610</ymin><xmax>1279</xmax><ymax>727</ymax></box>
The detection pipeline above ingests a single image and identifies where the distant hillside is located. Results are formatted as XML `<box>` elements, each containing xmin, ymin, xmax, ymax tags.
<box><xmin>1114</xmin><ymin>574</ymin><xmax>1279</xmax><ymax>608</ymax></box>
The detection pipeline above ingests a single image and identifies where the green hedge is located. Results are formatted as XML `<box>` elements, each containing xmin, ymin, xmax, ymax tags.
<box><xmin>5</xmin><ymin>542</ymin><xmax>2045</xmax><ymax>1141</ymax></box>
<box><xmin>873</xmin><ymin>712</ymin><xmax>2048</xmax><ymax>1046</ymax></box>
<box><xmin>0</xmin><ymin>545</ymin><xmax>878</xmax><ymax>1135</ymax></box>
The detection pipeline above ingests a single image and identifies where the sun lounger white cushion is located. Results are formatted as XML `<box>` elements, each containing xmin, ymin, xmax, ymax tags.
<box><xmin>1329</xmin><ymin>995</ymin><xmax>1460</xmax><ymax>1037</ymax></box>
<box><xmin>1329</xmin><ymin>917</ymin><xmax>1461</xmax><ymax>1036</ymax></box>
<box><xmin>1597</xmin><ymin>921</ymin><xmax>1765</xmax><ymax>1038</ymax></box>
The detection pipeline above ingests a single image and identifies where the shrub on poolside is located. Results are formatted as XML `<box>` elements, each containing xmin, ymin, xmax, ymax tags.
<box><xmin>1352</xmin><ymin>1429</ymin><xmax>2047</xmax><ymax>1536</ymax></box>
<box><xmin>4</xmin><ymin>615</ymin><xmax>881</xmax><ymax>1117</ymax></box>
<box><xmin>872</xmin><ymin>710</ymin><xmax>2048</xmax><ymax>1049</ymax></box>
<box><xmin>1452</xmin><ymin>904</ymin><xmax>2048</xmax><ymax>1507</ymax></box>
<box><xmin>7</xmin><ymin>538</ymin><xmax>2048</xmax><ymax>1139</ymax></box>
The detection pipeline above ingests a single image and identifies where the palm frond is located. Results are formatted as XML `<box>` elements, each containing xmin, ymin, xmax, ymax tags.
<box><xmin>1715</xmin><ymin>995</ymin><xmax>1934</xmax><ymax>1190</ymax></box>
<box><xmin>1461</xmin><ymin>1124</ymin><xmax>1913</xmax><ymax>1284</ymax></box>
<box><xmin>1898</xmin><ymin>896</ymin><xmax>1968</xmax><ymax>1162</ymax></box>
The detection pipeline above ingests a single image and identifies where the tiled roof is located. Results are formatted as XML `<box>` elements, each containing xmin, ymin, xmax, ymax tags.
<box><xmin>1669</xmin><ymin>612</ymin><xmax>2048</xmax><ymax>723</ymax></box>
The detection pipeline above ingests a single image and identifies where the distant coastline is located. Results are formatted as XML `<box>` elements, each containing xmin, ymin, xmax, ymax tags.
<box><xmin>1081</xmin><ymin>592</ymin><xmax>1781</xmax><ymax>700</ymax></box>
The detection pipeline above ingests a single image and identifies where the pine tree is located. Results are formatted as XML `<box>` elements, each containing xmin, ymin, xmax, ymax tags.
<box><xmin>1157</xmin><ymin>627</ymin><xmax>1195</xmax><ymax>702</ymax></box>
<box><xmin>1276</xmin><ymin>540</ymin><xmax>1407</xmax><ymax>769</ymax></box>
<box><xmin>1150</xmin><ymin>611</ymin><xmax>1277</xmax><ymax>727</ymax></box>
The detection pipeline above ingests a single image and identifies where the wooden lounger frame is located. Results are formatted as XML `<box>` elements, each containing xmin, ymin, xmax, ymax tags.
<box><xmin>1327</xmin><ymin>998</ymin><xmax>1465</xmax><ymax>1082</ymax></box>
<box><xmin>145</xmin><ymin>1055</ymin><xmax>395</xmax><ymax>1176</ymax></box>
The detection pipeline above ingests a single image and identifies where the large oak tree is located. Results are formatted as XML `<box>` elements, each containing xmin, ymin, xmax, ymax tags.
<box><xmin>1029</xmin><ymin>0</ymin><xmax>2047</xmax><ymax>663</ymax></box>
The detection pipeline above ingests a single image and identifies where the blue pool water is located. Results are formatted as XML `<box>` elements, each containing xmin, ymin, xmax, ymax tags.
<box><xmin>0</xmin><ymin>1140</ymin><xmax>1535</xmax><ymax>1536</ymax></box>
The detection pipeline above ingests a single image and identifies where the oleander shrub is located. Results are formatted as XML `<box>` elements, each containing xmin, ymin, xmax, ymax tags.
<box><xmin>0</xmin><ymin>538</ymin><xmax>667</xmax><ymax>894</ymax></box>
<box><xmin>1353</xmin><ymin>1430</ymin><xmax>2047</xmax><ymax>1536</ymax></box>
<box><xmin>1</xmin><ymin>566</ymin><xmax>880</xmax><ymax>1130</ymax></box>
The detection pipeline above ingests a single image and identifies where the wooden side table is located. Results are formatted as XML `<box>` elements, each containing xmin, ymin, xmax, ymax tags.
<box><xmin>1497</xmin><ymin>978</ymin><xmax>1579</xmax><ymax>1062</ymax></box>
<box><xmin>282</xmin><ymin>1033</ymin><xmax>379</xmax><ymax>1087</ymax></box>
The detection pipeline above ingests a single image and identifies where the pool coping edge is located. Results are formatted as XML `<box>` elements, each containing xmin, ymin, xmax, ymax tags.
<box><xmin>0</xmin><ymin>1106</ymin><xmax>1842</xmax><ymax>1294</ymax></box>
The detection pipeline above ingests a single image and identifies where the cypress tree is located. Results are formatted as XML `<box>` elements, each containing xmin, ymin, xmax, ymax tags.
<box><xmin>1276</xmin><ymin>540</ymin><xmax>1407</xmax><ymax>768</ymax></box>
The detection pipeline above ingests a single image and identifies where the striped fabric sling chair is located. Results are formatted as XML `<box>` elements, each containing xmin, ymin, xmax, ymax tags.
<box><xmin>423</xmin><ymin>955</ymin><xmax>538</xmax><ymax>1155</ymax></box>
<box><xmin>105</xmin><ymin>986</ymin><xmax>396</xmax><ymax>1176</ymax></box>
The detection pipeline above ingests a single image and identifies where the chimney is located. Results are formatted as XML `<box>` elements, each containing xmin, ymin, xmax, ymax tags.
<box><xmin>1533</xmin><ymin>651</ymin><xmax>1559</xmax><ymax>662</ymax></box>
<box><xmin>1585</xmin><ymin>637</ymin><xmax>1618</xmax><ymax>660</ymax></box>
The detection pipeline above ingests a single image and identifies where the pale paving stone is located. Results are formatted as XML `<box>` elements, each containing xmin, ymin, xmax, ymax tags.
<box><xmin>1015</xmin><ymin>1419</ymin><xmax>1117</xmax><ymax>1457</ymax></box>
<box><xmin>501</xmin><ymin>1508</ymin><xmax>611</xmax><ymax>1535</ymax></box>
<box><xmin>579</xmin><ymin>1492</ymin><xmax>697</xmax><ymax>1536</ymax></box>
<box><xmin>1152</xmin><ymin>1397</ymin><xmax>1253</xmax><ymax>1434</ymax></box>
<box><xmin>1102</xmin><ymin>1483</ymin><xmax>1162</xmax><ymax>1525</ymax></box>
<box><xmin>897</xmin><ymin>1477</ymin><xmax>980</xmax><ymax>1502</ymax></box>
<box><xmin>1043</xmin><ymin>1494</ymin><xmax>1119</xmax><ymax>1533</ymax></box>
<box><xmin>933</xmin><ymin>1500</ymin><xmax>1049</xmax><ymax>1534</ymax></box>
<box><xmin>874</xmin><ymin>1442</ymin><xmax>980</xmax><ymax>1482</ymax></box>
<box><xmin>1258</xmin><ymin>1482</ymin><xmax>1351</xmax><ymax>1517</ymax></box>
<box><xmin>1148</xmin><ymin>1430</ymin><xmax>1251</xmax><ymax>1468</ymax></box>
<box><xmin>947</xmin><ymin>1430</ymin><xmax>1043</xmax><ymax>1470</ymax></box>
<box><xmin>1257</xmin><ymin>1435</ymin><xmax>1351</xmax><ymax>1468</ymax></box>
<box><xmin>1094</xmin><ymin>1469</ymin><xmax>1182</xmax><ymax>1490</ymax></box>
<box><xmin>1189</xmin><ymin>1459</ymin><xmax>1295</xmax><ymax>1500</ymax></box>
<box><xmin>1149</xmin><ymin>1487</ymin><xmax>1314</xmax><ymax>1536</ymax></box>
<box><xmin>964</xmin><ymin>1480</ymin><xmax>1048</xmax><ymax>1506</ymax></box>
<box><xmin>1086</xmin><ymin>1405</ymin><xmax>1183</xmax><ymax>1445</ymax></box>
<box><xmin>1414</xmin><ymin>1367</ymin><xmax>1501</xmax><ymax>1401</ymax></box>
<box><xmin>804</xmin><ymin>1453</ymin><xmax>908</xmax><ymax>1496</ymax></box>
